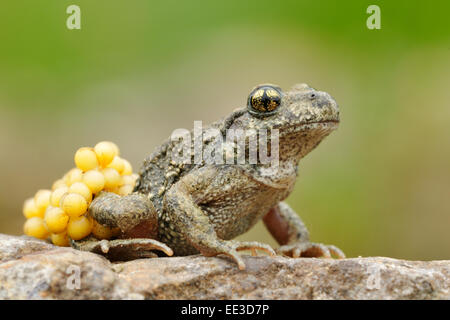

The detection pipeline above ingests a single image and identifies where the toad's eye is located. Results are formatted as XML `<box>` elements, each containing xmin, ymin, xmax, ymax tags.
<box><xmin>247</xmin><ymin>85</ymin><xmax>282</xmax><ymax>117</ymax></box>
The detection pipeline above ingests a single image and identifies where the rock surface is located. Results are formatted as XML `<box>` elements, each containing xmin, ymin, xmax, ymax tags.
<box><xmin>0</xmin><ymin>234</ymin><xmax>448</xmax><ymax>299</ymax></box>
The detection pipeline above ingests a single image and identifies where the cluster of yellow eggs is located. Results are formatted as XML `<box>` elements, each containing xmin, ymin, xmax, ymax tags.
<box><xmin>23</xmin><ymin>141</ymin><xmax>139</xmax><ymax>246</ymax></box>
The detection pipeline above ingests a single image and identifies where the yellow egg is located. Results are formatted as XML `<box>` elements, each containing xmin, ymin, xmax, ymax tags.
<box><xmin>109</xmin><ymin>187</ymin><xmax>120</xmax><ymax>194</ymax></box>
<box><xmin>67</xmin><ymin>216</ymin><xmax>92</xmax><ymax>240</ymax></box>
<box><xmin>34</xmin><ymin>189</ymin><xmax>51</xmax><ymax>212</ymax></box>
<box><xmin>122</xmin><ymin>159</ymin><xmax>133</xmax><ymax>175</ymax></box>
<box><xmin>69</xmin><ymin>182</ymin><xmax>92</xmax><ymax>203</ymax></box>
<box><xmin>60</xmin><ymin>193</ymin><xmax>88</xmax><ymax>218</ymax></box>
<box><xmin>44</xmin><ymin>206</ymin><xmax>69</xmax><ymax>233</ymax></box>
<box><xmin>52</xmin><ymin>179</ymin><xmax>67</xmax><ymax>190</ymax></box>
<box><xmin>94</xmin><ymin>141</ymin><xmax>118</xmax><ymax>167</ymax></box>
<box><xmin>50</xmin><ymin>186</ymin><xmax>69</xmax><ymax>207</ymax></box>
<box><xmin>82</xmin><ymin>169</ymin><xmax>105</xmax><ymax>194</ymax></box>
<box><xmin>118</xmin><ymin>184</ymin><xmax>134</xmax><ymax>196</ymax></box>
<box><xmin>110</xmin><ymin>142</ymin><xmax>120</xmax><ymax>157</ymax></box>
<box><xmin>24</xmin><ymin>217</ymin><xmax>49</xmax><ymax>239</ymax></box>
<box><xmin>74</xmin><ymin>147</ymin><xmax>99</xmax><ymax>172</ymax></box>
<box><xmin>23</xmin><ymin>198</ymin><xmax>43</xmax><ymax>219</ymax></box>
<box><xmin>51</xmin><ymin>232</ymin><xmax>70</xmax><ymax>247</ymax></box>
<box><xmin>64</xmin><ymin>168</ymin><xmax>83</xmax><ymax>186</ymax></box>
<box><xmin>107</xmin><ymin>156</ymin><xmax>125</xmax><ymax>174</ymax></box>
<box><xmin>102</xmin><ymin>168</ymin><xmax>122</xmax><ymax>190</ymax></box>
<box><xmin>92</xmin><ymin>220</ymin><xmax>114</xmax><ymax>240</ymax></box>
<box><xmin>121</xmin><ymin>175</ymin><xmax>135</xmax><ymax>186</ymax></box>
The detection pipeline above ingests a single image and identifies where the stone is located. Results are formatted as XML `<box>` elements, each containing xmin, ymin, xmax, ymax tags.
<box><xmin>0</xmin><ymin>234</ymin><xmax>448</xmax><ymax>299</ymax></box>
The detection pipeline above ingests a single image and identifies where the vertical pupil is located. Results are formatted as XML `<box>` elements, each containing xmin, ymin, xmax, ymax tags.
<box><xmin>251</xmin><ymin>89</ymin><xmax>266</xmax><ymax>111</ymax></box>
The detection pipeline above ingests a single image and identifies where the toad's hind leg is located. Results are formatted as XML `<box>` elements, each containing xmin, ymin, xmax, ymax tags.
<box><xmin>71</xmin><ymin>191</ymin><xmax>173</xmax><ymax>260</ymax></box>
<box><xmin>71</xmin><ymin>236</ymin><xmax>173</xmax><ymax>261</ymax></box>
<box><xmin>89</xmin><ymin>191</ymin><xmax>159</xmax><ymax>239</ymax></box>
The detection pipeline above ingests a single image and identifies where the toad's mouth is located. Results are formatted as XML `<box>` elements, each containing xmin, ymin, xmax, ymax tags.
<box><xmin>307</xmin><ymin>119</ymin><xmax>340</xmax><ymax>125</ymax></box>
<box><xmin>278</xmin><ymin>119</ymin><xmax>339</xmax><ymax>134</ymax></box>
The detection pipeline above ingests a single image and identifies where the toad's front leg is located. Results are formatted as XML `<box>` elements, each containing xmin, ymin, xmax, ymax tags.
<box><xmin>164</xmin><ymin>168</ymin><xmax>275</xmax><ymax>270</ymax></box>
<box><xmin>263</xmin><ymin>202</ymin><xmax>345</xmax><ymax>259</ymax></box>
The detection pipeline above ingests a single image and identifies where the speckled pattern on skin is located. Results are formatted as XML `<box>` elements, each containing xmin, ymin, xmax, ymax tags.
<box><xmin>75</xmin><ymin>83</ymin><xmax>345</xmax><ymax>270</ymax></box>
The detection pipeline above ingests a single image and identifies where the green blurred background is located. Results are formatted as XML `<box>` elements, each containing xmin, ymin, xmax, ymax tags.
<box><xmin>1</xmin><ymin>0</ymin><xmax>449</xmax><ymax>260</ymax></box>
